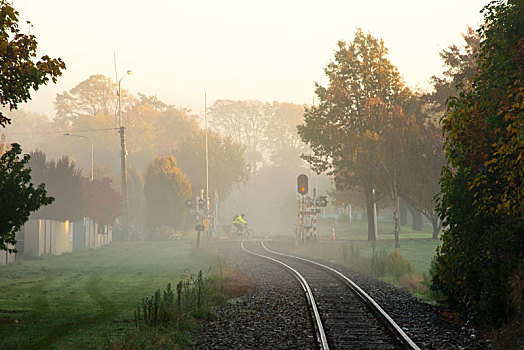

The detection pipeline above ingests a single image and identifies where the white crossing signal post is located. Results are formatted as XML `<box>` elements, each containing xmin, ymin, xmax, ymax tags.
<box><xmin>297</xmin><ymin>174</ymin><xmax>328</xmax><ymax>243</ymax></box>
<box><xmin>297</xmin><ymin>174</ymin><xmax>308</xmax><ymax>243</ymax></box>
<box><xmin>186</xmin><ymin>194</ymin><xmax>205</xmax><ymax>247</ymax></box>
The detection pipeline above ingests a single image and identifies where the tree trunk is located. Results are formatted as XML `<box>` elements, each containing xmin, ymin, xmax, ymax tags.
<box><xmin>393</xmin><ymin>195</ymin><xmax>400</xmax><ymax>248</ymax></box>
<box><xmin>365</xmin><ymin>186</ymin><xmax>376</xmax><ymax>241</ymax></box>
<box><xmin>408</xmin><ymin>205</ymin><xmax>423</xmax><ymax>231</ymax></box>
<box><xmin>432</xmin><ymin>216</ymin><xmax>442</xmax><ymax>239</ymax></box>
<box><xmin>412</xmin><ymin>211</ymin><xmax>423</xmax><ymax>231</ymax></box>
<box><xmin>400</xmin><ymin>199</ymin><xmax>408</xmax><ymax>226</ymax></box>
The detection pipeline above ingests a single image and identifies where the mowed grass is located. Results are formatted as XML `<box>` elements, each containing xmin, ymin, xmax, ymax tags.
<box><xmin>317</xmin><ymin>218</ymin><xmax>436</xmax><ymax>240</ymax></box>
<box><xmin>312</xmin><ymin>219</ymin><xmax>441</xmax><ymax>276</ymax></box>
<box><xmin>0</xmin><ymin>241</ymin><xmax>219</xmax><ymax>349</ymax></box>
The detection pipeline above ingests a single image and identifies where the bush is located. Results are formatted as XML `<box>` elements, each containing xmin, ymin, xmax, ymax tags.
<box><xmin>371</xmin><ymin>248</ymin><xmax>413</xmax><ymax>280</ymax></box>
<box><xmin>434</xmin><ymin>0</ymin><xmax>524</xmax><ymax>327</ymax></box>
<box><xmin>433</xmin><ymin>218</ymin><xmax>524</xmax><ymax>325</ymax></box>
<box><xmin>340</xmin><ymin>241</ymin><xmax>413</xmax><ymax>282</ymax></box>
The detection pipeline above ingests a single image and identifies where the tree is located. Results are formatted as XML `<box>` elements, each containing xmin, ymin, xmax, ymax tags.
<box><xmin>53</xmin><ymin>80</ymin><xmax>200</xmax><ymax>173</ymax></box>
<box><xmin>402</xmin><ymin>120</ymin><xmax>445</xmax><ymax>238</ymax></box>
<box><xmin>362</xmin><ymin>99</ymin><xmax>422</xmax><ymax>248</ymax></box>
<box><xmin>153</xmin><ymin>100</ymin><xmax>199</xmax><ymax>152</ymax></box>
<box><xmin>54</xmin><ymin>74</ymin><xmax>134</xmax><ymax>126</ymax></box>
<box><xmin>209</xmin><ymin>100</ymin><xmax>271</xmax><ymax>171</ymax></box>
<box><xmin>426</xmin><ymin>27</ymin><xmax>480</xmax><ymax>115</ymax></box>
<box><xmin>29</xmin><ymin>151</ymin><xmax>86</xmax><ymax>222</ymax></box>
<box><xmin>0</xmin><ymin>0</ymin><xmax>65</xmax><ymax>127</ymax></box>
<box><xmin>126</xmin><ymin>95</ymin><xmax>199</xmax><ymax>170</ymax></box>
<box><xmin>52</xmin><ymin>75</ymin><xmax>134</xmax><ymax>174</ymax></box>
<box><xmin>81</xmin><ymin>177</ymin><xmax>122</xmax><ymax>225</ymax></box>
<box><xmin>143</xmin><ymin>156</ymin><xmax>191</xmax><ymax>235</ymax></box>
<box><xmin>3</xmin><ymin>110</ymin><xmax>55</xmax><ymax>150</ymax></box>
<box><xmin>397</xmin><ymin>29</ymin><xmax>480</xmax><ymax>239</ymax></box>
<box><xmin>433</xmin><ymin>0</ymin><xmax>524</xmax><ymax>325</ymax></box>
<box><xmin>173</xmin><ymin>130</ymin><xmax>248</xmax><ymax>200</ymax></box>
<box><xmin>0</xmin><ymin>143</ymin><xmax>53</xmax><ymax>252</ymax></box>
<box><xmin>265</xmin><ymin>102</ymin><xmax>308</xmax><ymax>168</ymax></box>
<box><xmin>0</xmin><ymin>133</ymin><xmax>5</xmax><ymax>154</ymax></box>
<box><xmin>298</xmin><ymin>29</ymin><xmax>407</xmax><ymax>241</ymax></box>
<box><xmin>127</xmin><ymin>168</ymin><xmax>146</xmax><ymax>234</ymax></box>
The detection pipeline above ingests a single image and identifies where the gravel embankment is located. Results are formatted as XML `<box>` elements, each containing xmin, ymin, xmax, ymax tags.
<box><xmin>195</xmin><ymin>241</ymin><xmax>316</xmax><ymax>349</ymax></box>
<box><xmin>194</xmin><ymin>240</ymin><xmax>491</xmax><ymax>349</ymax></box>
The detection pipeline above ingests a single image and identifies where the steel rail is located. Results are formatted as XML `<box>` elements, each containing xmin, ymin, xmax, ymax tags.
<box><xmin>240</xmin><ymin>240</ymin><xmax>330</xmax><ymax>350</ymax></box>
<box><xmin>261</xmin><ymin>239</ymin><xmax>421</xmax><ymax>350</ymax></box>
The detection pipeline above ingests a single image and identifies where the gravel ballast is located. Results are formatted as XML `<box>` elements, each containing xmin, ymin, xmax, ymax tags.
<box><xmin>195</xmin><ymin>241</ymin><xmax>316</xmax><ymax>349</ymax></box>
<box><xmin>194</xmin><ymin>240</ymin><xmax>490</xmax><ymax>349</ymax></box>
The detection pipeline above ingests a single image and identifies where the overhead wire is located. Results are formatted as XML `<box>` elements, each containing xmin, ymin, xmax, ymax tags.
<box><xmin>7</xmin><ymin>127</ymin><xmax>119</xmax><ymax>136</ymax></box>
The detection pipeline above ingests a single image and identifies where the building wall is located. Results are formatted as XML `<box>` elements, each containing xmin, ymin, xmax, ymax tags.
<box><xmin>23</xmin><ymin>220</ymin><xmax>41</xmax><ymax>257</ymax></box>
<box><xmin>0</xmin><ymin>246</ymin><xmax>15</xmax><ymax>266</ymax></box>
<box><xmin>54</xmin><ymin>221</ymin><xmax>72</xmax><ymax>255</ymax></box>
<box><xmin>3</xmin><ymin>218</ymin><xmax>113</xmax><ymax>265</ymax></box>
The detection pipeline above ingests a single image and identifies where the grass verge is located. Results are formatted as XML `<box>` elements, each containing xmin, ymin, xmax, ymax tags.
<box><xmin>0</xmin><ymin>241</ymin><xmax>254</xmax><ymax>349</ymax></box>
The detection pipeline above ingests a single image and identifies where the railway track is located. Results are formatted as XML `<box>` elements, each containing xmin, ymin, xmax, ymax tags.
<box><xmin>241</xmin><ymin>239</ymin><xmax>421</xmax><ymax>350</ymax></box>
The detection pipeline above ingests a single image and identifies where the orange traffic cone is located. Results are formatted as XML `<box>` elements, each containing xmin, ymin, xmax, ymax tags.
<box><xmin>331</xmin><ymin>227</ymin><xmax>335</xmax><ymax>240</ymax></box>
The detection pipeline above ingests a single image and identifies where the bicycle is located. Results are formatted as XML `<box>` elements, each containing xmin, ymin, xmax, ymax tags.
<box><xmin>232</xmin><ymin>224</ymin><xmax>255</xmax><ymax>239</ymax></box>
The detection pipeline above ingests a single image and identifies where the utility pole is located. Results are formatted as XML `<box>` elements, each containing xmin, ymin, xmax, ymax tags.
<box><xmin>119</xmin><ymin>126</ymin><xmax>128</xmax><ymax>236</ymax></box>
<box><xmin>117</xmin><ymin>69</ymin><xmax>132</xmax><ymax>237</ymax></box>
<box><xmin>205</xmin><ymin>93</ymin><xmax>209</xmax><ymax>212</ymax></box>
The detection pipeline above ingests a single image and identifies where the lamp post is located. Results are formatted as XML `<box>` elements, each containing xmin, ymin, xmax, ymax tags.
<box><xmin>118</xmin><ymin>70</ymin><xmax>132</xmax><ymax>128</ymax></box>
<box><xmin>63</xmin><ymin>133</ymin><xmax>93</xmax><ymax>181</ymax></box>
<box><xmin>117</xmin><ymin>69</ymin><xmax>132</xmax><ymax>237</ymax></box>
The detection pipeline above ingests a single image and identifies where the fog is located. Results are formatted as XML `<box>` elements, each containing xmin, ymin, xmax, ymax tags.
<box><xmin>1</xmin><ymin>1</ymin><xmax>488</xmax><ymax>239</ymax></box>
<box><xmin>2</xmin><ymin>2</ymin><xmax>521</xmax><ymax>348</ymax></box>
<box><xmin>14</xmin><ymin>1</ymin><xmax>489</xmax><ymax>117</ymax></box>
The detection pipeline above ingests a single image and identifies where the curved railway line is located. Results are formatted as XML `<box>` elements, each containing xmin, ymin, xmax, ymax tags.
<box><xmin>242</xmin><ymin>238</ymin><xmax>421</xmax><ymax>350</ymax></box>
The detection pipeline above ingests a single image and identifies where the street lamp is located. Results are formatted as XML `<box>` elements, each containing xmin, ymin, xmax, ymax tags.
<box><xmin>117</xmin><ymin>69</ymin><xmax>132</xmax><ymax>237</ymax></box>
<box><xmin>118</xmin><ymin>69</ymin><xmax>132</xmax><ymax>128</ymax></box>
<box><xmin>63</xmin><ymin>133</ymin><xmax>93</xmax><ymax>181</ymax></box>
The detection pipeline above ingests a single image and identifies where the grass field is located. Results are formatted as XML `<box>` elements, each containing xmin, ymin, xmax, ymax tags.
<box><xmin>281</xmin><ymin>219</ymin><xmax>442</xmax><ymax>299</ymax></box>
<box><xmin>0</xmin><ymin>241</ymin><xmax>221</xmax><ymax>349</ymax></box>
<box><xmin>313</xmin><ymin>219</ymin><xmax>442</xmax><ymax>276</ymax></box>
<box><xmin>0</xmin><ymin>220</ymin><xmax>442</xmax><ymax>348</ymax></box>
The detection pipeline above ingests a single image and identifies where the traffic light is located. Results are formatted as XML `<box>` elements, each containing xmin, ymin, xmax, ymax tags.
<box><xmin>297</xmin><ymin>174</ymin><xmax>308</xmax><ymax>195</ymax></box>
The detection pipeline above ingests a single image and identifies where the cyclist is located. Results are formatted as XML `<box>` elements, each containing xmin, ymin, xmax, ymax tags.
<box><xmin>233</xmin><ymin>213</ymin><xmax>247</xmax><ymax>235</ymax></box>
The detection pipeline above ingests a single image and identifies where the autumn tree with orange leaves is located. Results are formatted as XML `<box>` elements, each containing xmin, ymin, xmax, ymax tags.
<box><xmin>0</xmin><ymin>1</ymin><xmax>65</xmax><ymax>127</ymax></box>
<box><xmin>298</xmin><ymin>29</ymin><xmax>413</xmax><ymax>243</ymax></box>
<box><xmin>143</xmin><ymin>156</ymin><xmax>191</xmax><ymax>236</ymax></box>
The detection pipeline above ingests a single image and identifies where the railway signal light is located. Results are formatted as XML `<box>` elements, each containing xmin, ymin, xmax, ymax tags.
<box><xmin>297</xmin><ymin>174</ymin><xmax>308</xmax><ymax>195</ymax></box>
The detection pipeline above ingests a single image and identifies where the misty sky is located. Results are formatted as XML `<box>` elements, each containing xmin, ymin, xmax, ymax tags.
<box><xmin>16</xmin><ymin>0</ymin><xmax>490</xmax><ymax>117</ymax></box>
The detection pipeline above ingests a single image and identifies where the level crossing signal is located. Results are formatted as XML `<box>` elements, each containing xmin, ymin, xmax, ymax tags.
<box><xmin>316</xmin><ymin>195</ymin><xmax>328</xmax><ymax>207</ymax></box>
<box><xmin>297</xmin><ymin>174</ymin><xmax>308</xmax><ymax>195</ymax></box>
<box><xmin>185</xmin><ymin>197</ymin><xmax>204</xmax><ymax>208</ymax></box>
